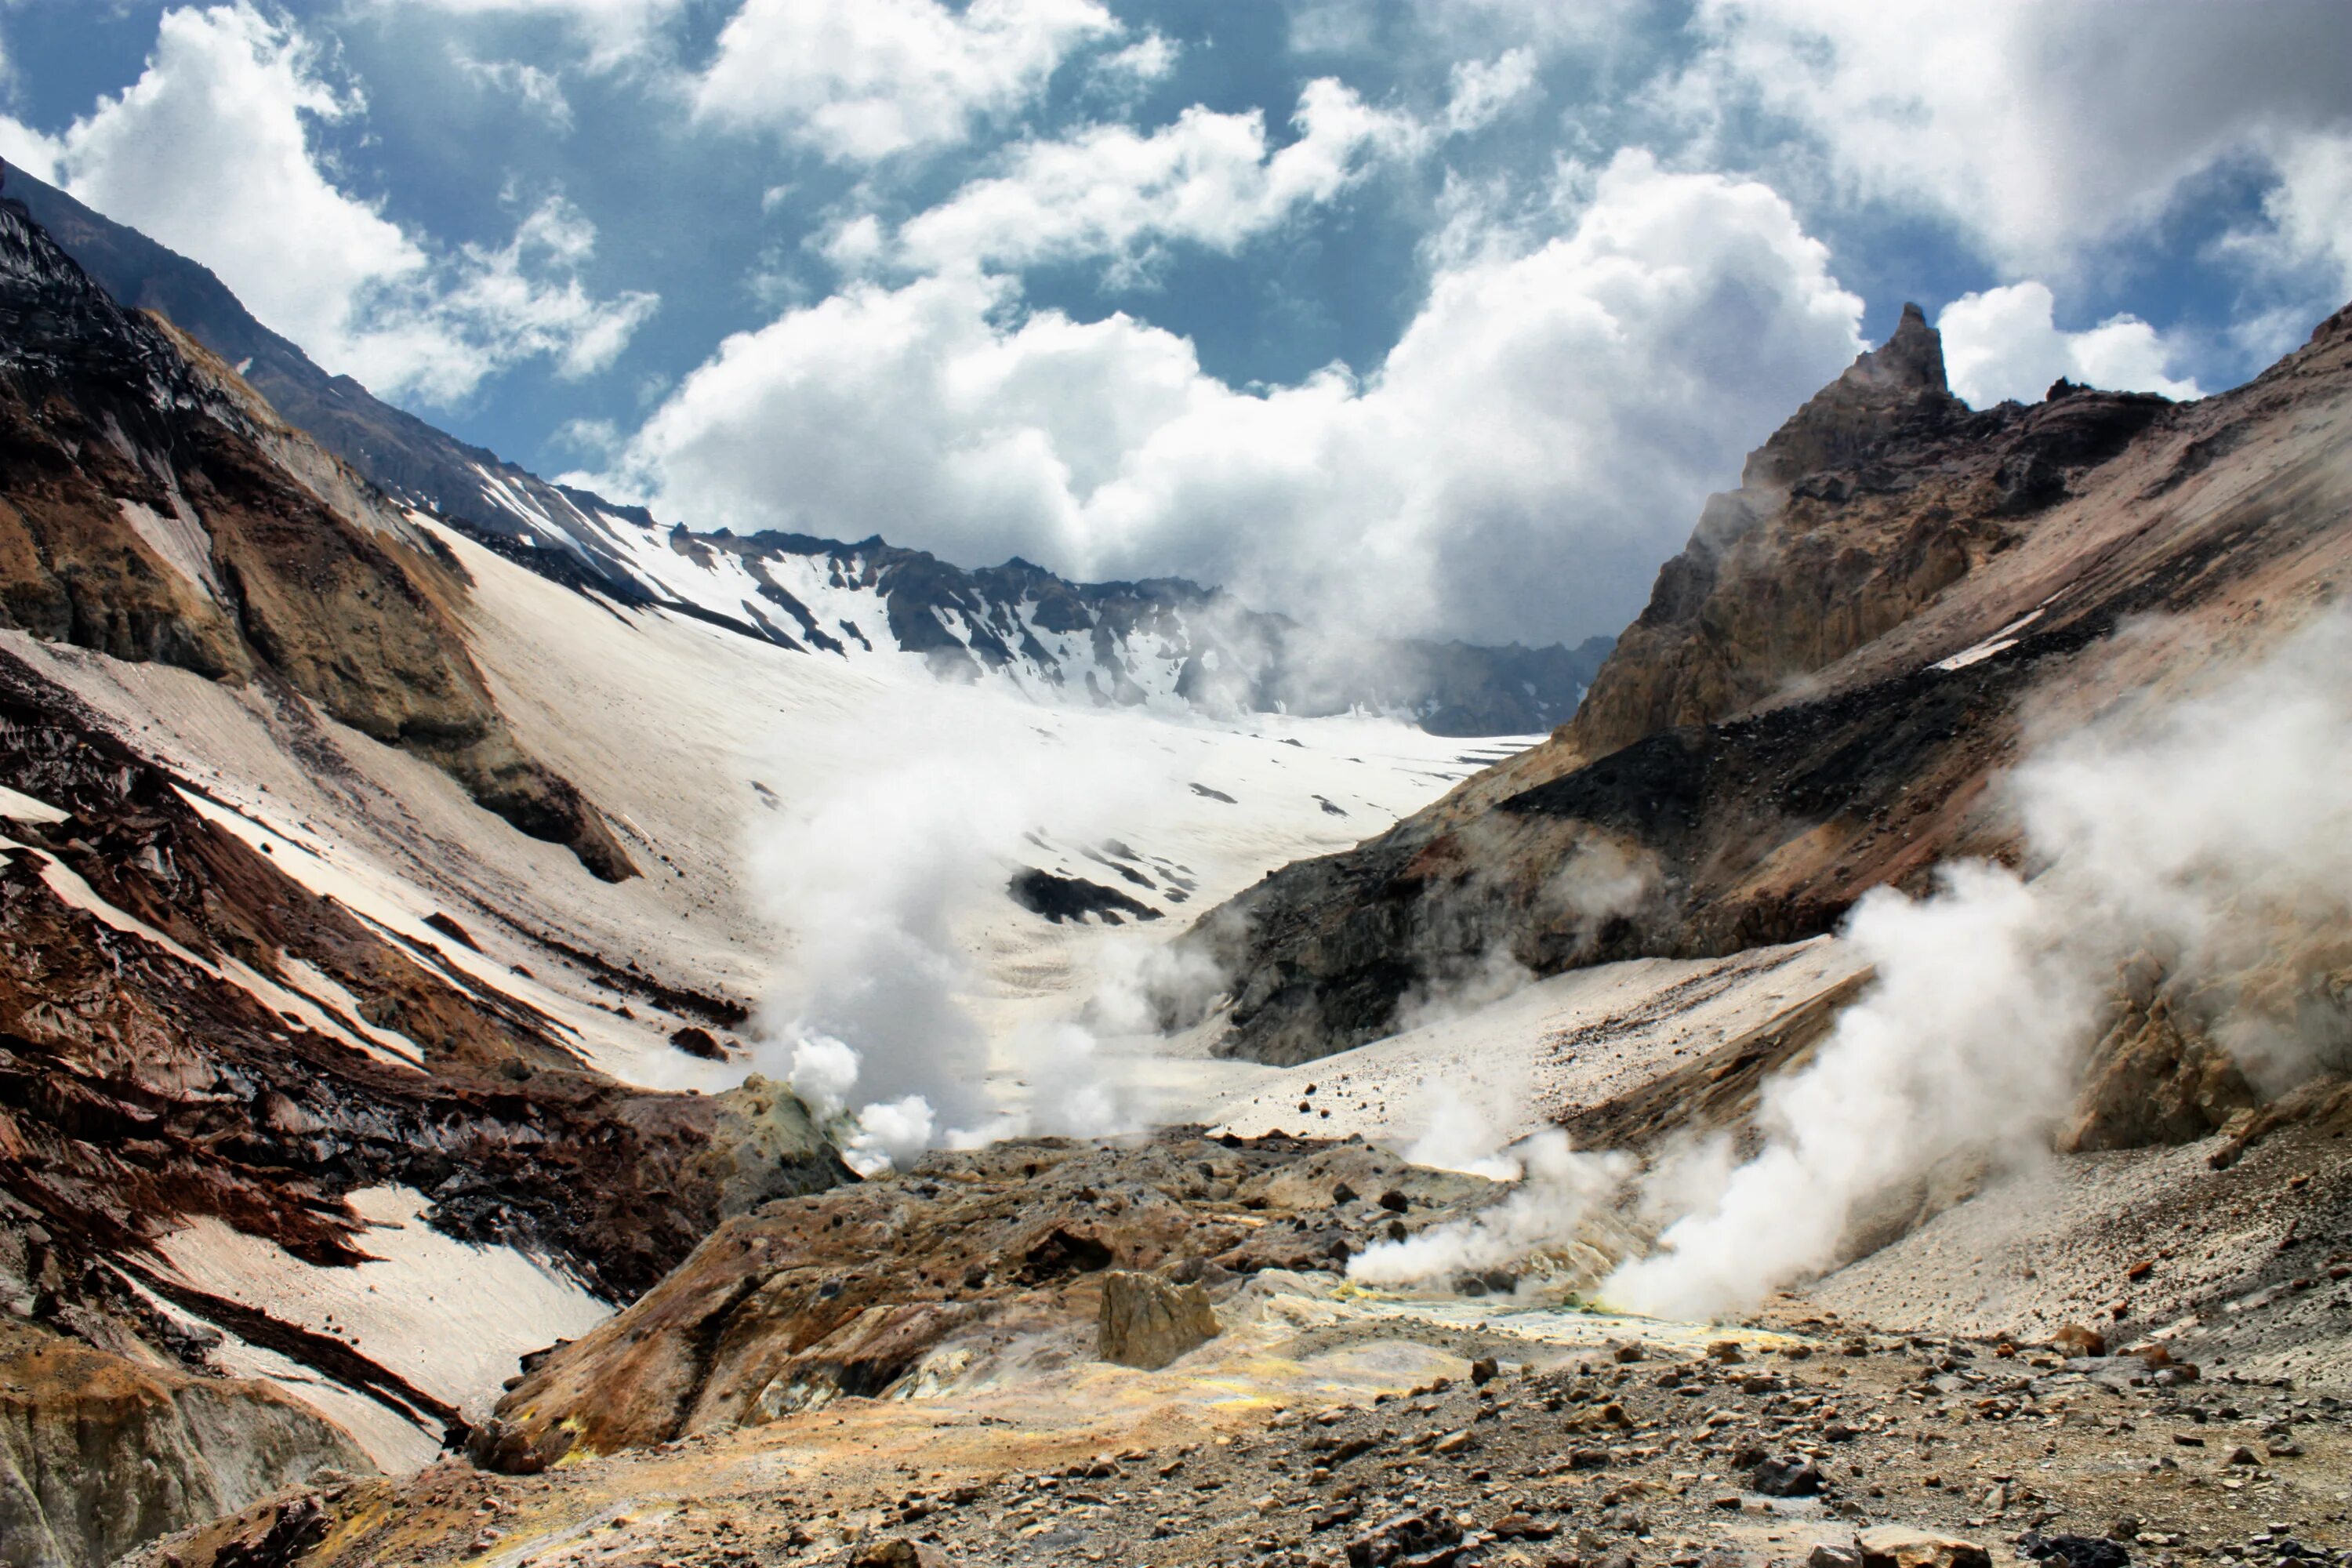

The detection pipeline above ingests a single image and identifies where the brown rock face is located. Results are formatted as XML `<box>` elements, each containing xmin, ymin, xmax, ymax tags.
<box><xmin>0</xmin><ymin>197</ymin><xmax>633</xmax><ymax>882</ymax></box>
<box><xmin>0</xmin><ymin>1321</ymin><xmax>369</xmax><ymax>1568</ymax></box>
<box><xmin>1196</xmin><ymin>296</ymin><xmax>2352</xmax><ymax>1071</ymax></box>
<box><xmin>468</xmin><ymin>1134</ymin><xmax>1497</xmax><ymax>1473</ymax></box>
<box><xmin>1096</xmin><ymin>1269</ymin><xmax>1221</xmax><ymax>1370</ymax></box>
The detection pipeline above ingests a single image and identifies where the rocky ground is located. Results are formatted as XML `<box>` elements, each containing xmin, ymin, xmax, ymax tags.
<box><xmin>126</xmin><ymin>1120</ymin><xmax>2352</xmax><ymax>1568</ymax></box>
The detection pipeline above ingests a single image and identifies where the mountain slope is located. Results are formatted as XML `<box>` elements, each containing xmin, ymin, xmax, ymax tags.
<box><xmin>1195</xmin><ymin>299</ymin><xmax>2352</xmax><ymax>1065</ymax></box>
<box><xmin>0</xmin><ymin>195</ymin><xmax>634</xmax><ymax>882</ymax></box>
<box><xmin>13</xmin><ymin>169</ymin><xmax>1610</xmax><ymax>736</ymax></box>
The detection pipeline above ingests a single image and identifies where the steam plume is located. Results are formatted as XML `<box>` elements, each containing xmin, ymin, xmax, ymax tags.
<box><xmin>1609</xmin><ymin>613</ymin><xmax>2352</xmax><ymax>1317</ymax></box>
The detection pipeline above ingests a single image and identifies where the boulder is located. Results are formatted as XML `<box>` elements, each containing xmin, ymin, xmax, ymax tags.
<box><xmin>1857</xmin><ymin>1527</ymin><xmax>1992</xmax><ymax>1568</ymax></box>
<box><xmin>1098</xmin><ymin>1269</ymin><xmax>1221</xmax><ymax>1370</ymax></box>
<box><xmin>1753</xmin><ymin>1454</ymin><xmax>1828</xmax><ymax>1497</ymax></box>
<box><xmin>2050</xmin><ymin>1324</ymin><xmax>2107</xmax><ymax>1358</ymax></box>
<box><xmin>852</xmin><ymin>1541</ymin><xmax>944</xmax><ymax>1568</ymax></box>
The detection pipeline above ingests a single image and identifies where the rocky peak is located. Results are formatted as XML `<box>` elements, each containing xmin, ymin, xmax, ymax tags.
<box><xmin>1742</xmin><ymin>302</ymin><xmax>1963</xmax><ymax>490</ymax></box>
<box><xmin>1847</xmin><ymin>301</ymin><xmax>1947</xmax><ymax>394</ymax></box>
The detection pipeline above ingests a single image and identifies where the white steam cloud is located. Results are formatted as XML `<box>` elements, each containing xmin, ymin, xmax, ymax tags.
<box><xmin>1609</xmin><ymin>614</ymin><xmax>2352</xmax><ymax>1318</ymax></box>
<box><xmin>748</xmin><ymin>677</ymin><xmax>1201</xmax><ymax>1172</ymax></box>
<box><xmin>1351</xmin><ymin>1129</ymin><xmax>1632</xmax><ymax>1290</ymax></box>
<box><xmin>1347</xmin><ymin>614</ymin><xmax>2352</xmax><ymax>1315</ymax></box>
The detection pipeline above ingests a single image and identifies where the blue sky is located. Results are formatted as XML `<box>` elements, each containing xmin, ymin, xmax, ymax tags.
<box><xmin>5</xmin><ymin>1</ymin><xmax>2350</xmax><ymax>644</ymax></box>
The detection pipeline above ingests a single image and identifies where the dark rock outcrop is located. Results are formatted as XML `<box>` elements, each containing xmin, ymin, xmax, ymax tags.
<box><xmin>468</xmin><ymin>1133</ymin><xmax>1496</xmax><ymax>1472</ymax></box>
<box><xmin>1096</xmin><ymin>1269</ymin><xmax>1221</xmax><ymax>1370</ymax></box>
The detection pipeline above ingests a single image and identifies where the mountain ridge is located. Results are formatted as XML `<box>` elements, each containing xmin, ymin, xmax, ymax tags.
<box><xmin>1189</xmin><ymin>293</ymin><xmax>2352</xmax><ymax>1066</ymax></box>
<box><xmin>11</xmin><ymin>168</ymin><xmax>1611</xmax><ymax>737</ymax></box>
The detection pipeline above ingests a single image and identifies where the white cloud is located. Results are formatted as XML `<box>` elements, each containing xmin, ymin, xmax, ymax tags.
<box><xmin>605</xmin><ymin>151</ymin><xmax>1863</xmax><ymax>644</ymax></box>
<box><xmin>365</xmin><ymin>0</ymin><xmax>688</xmax><ymax>68</ymax></box>
<box><xmin>38</xmin><ymin>3</ymin><xmax>655</xmax><ymax>407</ymax></box>
<box><xmin>1938</xmin><ymin>282</ymin><xmax>2203</xmax><ymax>408</ymax></box>
<box><xmin>0</xmin><ymin>116</ymin><xmax>62</xmax><ymax>185</ymax></box>
<box><xmin>0</xmin><ymin>31</ymin><xmax>64</xmax><ymax>181</ymax></box>
<box><xmin>1442</xmin><ymin>47</ymin><xmax>1540</xmax><ymax>136</ymax></box>
<box><xmin>1094</xmin><ymin>31</ymin><xmax>1180</xmax><ymax>89</ymax></box>
<box><xmin>2235</xmin><ymin>127</ymin><xmax>2352</xmax><ymax>303</ymax></box>
<box><xmin>695</xmin><ymin>0</ymin><xmax>1120</xmax><ymax>164</ymax></box>
<box><xmin>886</xmin><ymin>78</ymin><xmax>1421</xmax><ymax>279</ymax></box>
<box><xmin>1687</xmin><ymin>0</ymin><xmax>2352</xmax><ymax>280</ymax></box>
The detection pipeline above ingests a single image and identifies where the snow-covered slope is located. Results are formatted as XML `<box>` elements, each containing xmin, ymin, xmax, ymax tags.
<box><xmin>466</xmin><ymin>503</ymin><xmax>1610</xmax><ymax>735</ymax></box>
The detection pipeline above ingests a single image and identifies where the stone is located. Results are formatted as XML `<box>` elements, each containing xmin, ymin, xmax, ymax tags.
<box><xmin>2020</xmin><ymin>1534</ymin><xmax>2129</xmax><ymax>1568</ymax></box>
<box><xmin>1810</xmin><ymin>1546</ymin><xmax>1864</xmax><ymax>1568</ymax></box>
<box><xmin>851</xmin><ymin>1541</ymin><xmax>942</xmax><ymax>1568</ymax></box>
<box><xmin>1752</xmin><ymin>1455</ymin><xmax>1827</xmax><ymax>1497</ymax></box>
<box><xmin>1857</xmin><ymin>1526</ymin><xmax>1992</xmax><ymax>1568</ymax></box>
<box><xmin>2051</xmin><ymin>1325</ymin><xmax>2107</xmax><ymax>1358</ymax></box>
<box><xmin>1097</xmin><ymin>1270</ymin><xmax>1221</xmax><ymax>1370</ymax></box>
<box><xmin>1345</xmin><ymin>1508</ymin><xmax>1462</xmax><ymax>1568</ymax></box>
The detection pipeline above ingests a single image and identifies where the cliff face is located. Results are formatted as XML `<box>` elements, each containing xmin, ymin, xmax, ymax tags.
<box><xmin>0</xmin><ymin>198</ymin><xmax>634</xmax><ymax>882</ymax></box>
<box><xmin>0</xmin><ymin>1321</ymin><xmax>372</xmax><ymax>1568</ymax></box>
<box><xmin>0</xmin><ymin>200</ymin><xmax>882</xmax><ymax>1568</ymax></box>
<box><xmin>1196</xmin><ymin>300</ymin><xmax>2352</xmax><ymax>1065</ymax></box>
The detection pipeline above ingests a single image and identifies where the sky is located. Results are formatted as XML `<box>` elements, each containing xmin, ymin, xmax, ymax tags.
<box><xmin>3</xmin><ymin>1</ymin><xmax>2349</xmax><ymax>647</ymax></box>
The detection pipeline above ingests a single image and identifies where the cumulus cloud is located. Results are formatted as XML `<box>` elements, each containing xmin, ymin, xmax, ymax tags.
<box><xmin>33</xmin><ymin>3</ymin><xmax>655</xmax><ymax>406</ymax></box>
<box><xmin>1685</xmin><ymin>0</ymin><xmax>2352</xmax><ymax>281</ymax></box>
<box><xmin>885</xmin><ymin>78</ymin><xmax>1420</xmax><ymax>279</ymax></box>
<box><xmin>607</xmin><ymin>151</ymin><xmax>1863</xmax><ymax>644</ymax></box>
<box><xmin>1938</xmin><ymin>282</ymin><xmax>2203</xmax><ymax>408</ymax></box>
<box><xmin>695</xmin><ymin>0</ymin><xmax>1120</xmax><ymax>164</ymax></box>
<box><xmin>0</xmin><ymin>114</ymin><xmax>62</xmax><ymax>185</ymax></box>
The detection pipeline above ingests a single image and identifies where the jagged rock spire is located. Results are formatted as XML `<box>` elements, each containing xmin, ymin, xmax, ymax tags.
<box><xmin>1740</xmin><ymin>300</ymin><xmax>1962</xmax><ymax>489</ymax></box>
<box><xmin>1846</xmin><ymin>301</ymin><xmax>1949</xmax><ymax>394</ymax></box>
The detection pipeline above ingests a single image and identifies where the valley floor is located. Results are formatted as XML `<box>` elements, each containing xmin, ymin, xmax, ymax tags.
<box><xmin>136</xmin><ymin>1116</ymin><xmax>2352</xmax><ymax>1568</ymax></box>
